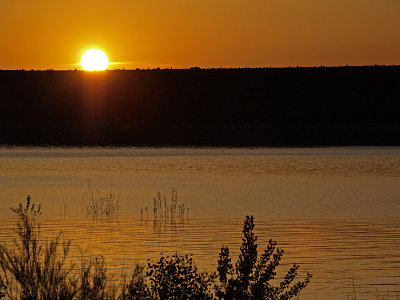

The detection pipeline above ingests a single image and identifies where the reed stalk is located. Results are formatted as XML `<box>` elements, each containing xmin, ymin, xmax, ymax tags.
<box><xmin>82</xmin><ymin>181</ymin><xmax>119</xmax><ymax>219</ymax></box>
<box><xmin>142</xmin><ymin>188</ymin><xmax>188</xmax><ymax>222</ymax></box>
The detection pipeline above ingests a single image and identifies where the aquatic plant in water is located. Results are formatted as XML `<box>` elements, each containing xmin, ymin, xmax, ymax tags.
<box><xmin>141</xmin><ymin>188</ymin><xmax>188</xmax><ymax>222</ymax></box>
<box><xmin>83</xmin><ymin>181</ymin><xmax>120</xmax><ymax>219</ymax></box>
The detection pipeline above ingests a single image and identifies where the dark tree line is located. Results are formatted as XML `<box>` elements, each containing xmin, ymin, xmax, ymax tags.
<box><xmin>1</xmin><ymin>66</ymin><xmax>399</xmax><ymax>146</ymax></box>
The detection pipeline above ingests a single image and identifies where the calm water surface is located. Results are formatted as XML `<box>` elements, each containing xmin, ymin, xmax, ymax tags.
<box><xmin>1</xmin><ymin>147</ymin><xmax>400</xmax><ymax>299</ymax></box>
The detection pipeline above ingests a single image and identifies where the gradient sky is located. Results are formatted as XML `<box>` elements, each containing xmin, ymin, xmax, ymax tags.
<box><xmin>1</xmin><ymin>0</ymin><xmax>399</xmax><ymax>70</ymax></box>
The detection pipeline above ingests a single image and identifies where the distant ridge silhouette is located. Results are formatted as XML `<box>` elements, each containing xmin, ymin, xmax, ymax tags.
<box><xmin>0</xmin><ymin>66</ymin><xmax>399</xmax><ymax>146</ymax></box>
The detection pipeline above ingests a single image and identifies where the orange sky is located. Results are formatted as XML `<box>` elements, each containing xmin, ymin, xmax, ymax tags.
<box><xmin>1</xmin><ymin>0</ymin><xmax>399</xmax><ymax>70</ymax></box>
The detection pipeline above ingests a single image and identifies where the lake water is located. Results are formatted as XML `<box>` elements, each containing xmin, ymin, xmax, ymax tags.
<box><xmin>0</xmin><ymin>146</ymin><xmax>400</xmax><ymax>299</ymax></box>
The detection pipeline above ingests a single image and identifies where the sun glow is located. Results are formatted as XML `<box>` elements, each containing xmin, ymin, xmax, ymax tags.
<box><xmin>81</xmin><ymin>49</ymin><xmax>109</xmax><ymax>71</ymax></box>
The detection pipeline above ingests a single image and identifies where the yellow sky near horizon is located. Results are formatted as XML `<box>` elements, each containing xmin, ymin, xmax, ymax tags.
<box><xmin>1</xmin><ymin>0</ymin><xmax>399</xmax><ymax>70</ymax></box>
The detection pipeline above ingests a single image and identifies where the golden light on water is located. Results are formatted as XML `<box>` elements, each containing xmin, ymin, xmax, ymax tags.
<box><xmin>81</xmin><ymin>49</ymin><xmax>109</xmax><ymax>71</ymax></box>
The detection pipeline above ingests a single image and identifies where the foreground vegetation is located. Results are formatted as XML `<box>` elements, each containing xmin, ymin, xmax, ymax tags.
<box><xmin>0</xmin><ymin>197</ymin><xmax>311</xmax><ymax>299</ymax></box>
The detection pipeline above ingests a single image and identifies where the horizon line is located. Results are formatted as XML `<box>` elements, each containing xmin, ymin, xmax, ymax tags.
<box><xmin>1</xmin><ymin>64</ymin><xmax>399</xmax><ymax>72</ymax></box>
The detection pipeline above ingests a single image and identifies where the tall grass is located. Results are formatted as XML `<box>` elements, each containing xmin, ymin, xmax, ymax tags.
<box><xmin>141</xmin><ymin>188</ymin><xmax>188</xmax><ymax>222</ymax></box>
<box><xmin>82</xmin><ymin>182</ymin><xmax>119</xmax><ymax>219</ymax></box>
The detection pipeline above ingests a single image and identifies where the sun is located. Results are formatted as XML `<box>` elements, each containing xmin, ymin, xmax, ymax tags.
<box><xmin>81</xmin><ymin>49</ymin><xmax>109</xmax><ymax>71</ymax></box>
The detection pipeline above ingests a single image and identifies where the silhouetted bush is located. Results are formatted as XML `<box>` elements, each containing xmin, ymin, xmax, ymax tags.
<box><xmin>214</xmin><ymin>216</ymin><xmax>312</xmax><ymax>299</ymax></box>
<box><xmin>146</xmin><ymin>253</ymin><xmax>214</xmax><ymax>299</ymax></box>
<box><xmin>119</xmin><ymin>254</ymin><xmax>214</xmax><ymax>300</ymax></box>
<box><xmin>0</xmin><ymin>196</ymin><xmax>116</xmax><ymax>299</ymax></box>
<box><xmin>78</xmin><ymin>254</ymin><xmax>117</xmax><ymax>300</ymax></box>
<box><xmin>119</xmin><ymin>264</ymin><xmax>150</xmax><ymax>300</ymax></box>
<box><xmin>0</xmin><ymin>196</ymin><xmax>77</xmax><ymax>299</ymax></box>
